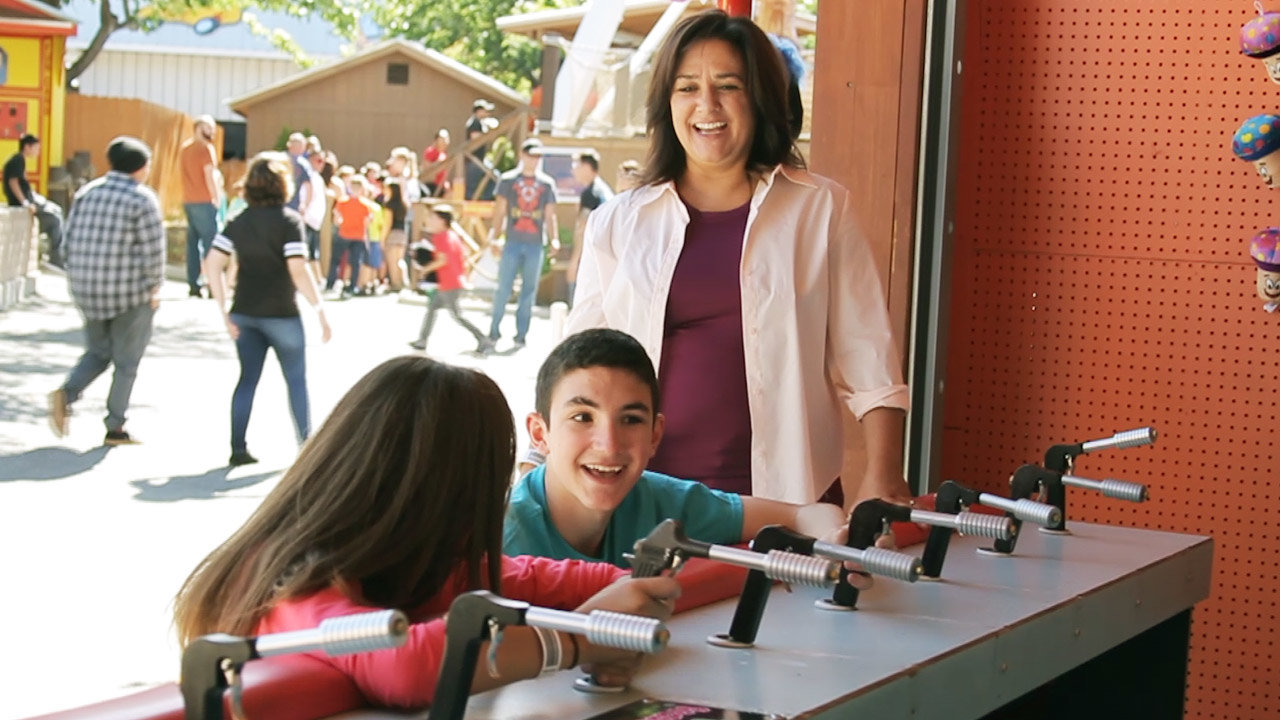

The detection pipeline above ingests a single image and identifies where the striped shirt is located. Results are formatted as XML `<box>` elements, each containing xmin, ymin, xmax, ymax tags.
<box><xmin>64</xmin><ymin>172</ymin><xmax>165</xmax><ymax>320</ymax></box>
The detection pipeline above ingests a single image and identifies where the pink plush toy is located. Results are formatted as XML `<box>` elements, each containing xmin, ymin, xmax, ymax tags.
<box><xmin>1250</xmin><ymin>227</ymin><xmax>1280</xmax><ymax>311</ymax></box>
<box><xmin>1242</xmin><ymin>2</ymin><xmax>1280</xmax><ymax>84</ymax></box>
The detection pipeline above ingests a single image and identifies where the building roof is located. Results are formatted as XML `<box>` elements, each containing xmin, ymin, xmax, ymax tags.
<box><xmin>0</xmin><ymin>0</ymin><xmax>76</xmax><ymax>36</ymax></box>
<box><xmin>62</xmin><ymin>1</ymin><xmax>356</xmax><ymax>57</ymax></box>
<box><xmin>497</xmin><ymin>0</ymin><xmax>815</xmax><ymax>45</ymax></box>
<box><xmin>228</xmin><ymin>38</ymin><xmax>526</xmax><ymax>113</ymax></box>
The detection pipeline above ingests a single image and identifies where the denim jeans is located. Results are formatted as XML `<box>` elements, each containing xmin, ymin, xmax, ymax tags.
<box><xmin>326</xmin><ymin>236</ymin><xmax>366</xmax><ymax>291</ymax></box>
<box><xmin>229</xmin><ymin>313</ymin><xmax>310</xmax><ymax>454</ymax></box>
<box><xmin>31</xmin><ymin>192</ymin><xmax>64</xmax><ymax>266</ymax></box>
<box><xmin>489</xmin><ymin>241</ymin><xmax>544</xmax><ymax>342</ymax></box>
<box><xmin>62</xmin><ymin>303</ymin><xmax>156</xmax><ymax>432</ymax></box>
<box><xmin>184</xmin><ymin>202</ymin><xmax>219</xmax><ymax>292</ymax></box>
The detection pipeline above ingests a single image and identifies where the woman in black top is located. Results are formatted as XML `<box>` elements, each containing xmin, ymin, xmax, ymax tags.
<box><xmin>205</xmin><ymin>152</ymin><xmax>331</xmax><ymax>467</ymax></box>
<box><xmin>382</xmin><ymin>181</ymin><xmax>409</xmax><ymax>292</ymax></box>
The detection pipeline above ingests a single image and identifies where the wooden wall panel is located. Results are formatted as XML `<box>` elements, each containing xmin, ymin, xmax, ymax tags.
<box><xmin>945</xmin><ymin>3</ymin><xmax>1278</xmax><ymax>718</ymax></box>
<box><xmin>813</xmin><ymin>0</ymin><xmax>925</xmax><ymax>499</ymax></box>
<box><xmin>242</xmin><ymin>50</ymin><xmax>521</xmax><ymax>167</ymax></box>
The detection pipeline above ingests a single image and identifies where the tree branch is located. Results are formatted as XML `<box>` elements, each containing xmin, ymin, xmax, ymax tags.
<box><xmin>65</xmin><ymin>0</ymin><xmax>120</xmax><ymax>83</ymax></box>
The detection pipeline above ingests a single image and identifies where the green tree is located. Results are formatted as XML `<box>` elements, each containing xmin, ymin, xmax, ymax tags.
<box><xmin>43</xmin><ymin>0</ymin><xmax>568</xmax><ymax>92</ymax></box>
<box><xmin>366</xmin><ymin>0</ymin><xmax>571</xmax><ymax>92</ymax></box>
<box><xmin>40</xmin><ymin>0</ymin><xmax>365</xmax><ymax>84</ymax></box>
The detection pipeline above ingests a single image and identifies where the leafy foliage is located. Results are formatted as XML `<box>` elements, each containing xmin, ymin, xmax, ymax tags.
<box><xmin>47</xmin><ymin>0</ymin><xmax>569</xmax><ymax>92</ymax></box>
<box><xmin>366</xmin><ymin>0</ymin><xmax>572</xmax><ymax>93</ymax></box>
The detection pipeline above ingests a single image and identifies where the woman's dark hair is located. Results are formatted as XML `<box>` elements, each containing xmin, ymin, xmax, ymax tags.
<box><xmin>385</xmin><ymin>181</ymin><xmax>405</xmax><ymax>212</ymax></box>
<box><xmin>640</xmin><ymin>9</ymin><xmax>804</xmax><ymax>186</ymax></box>
<box><xmin>243</xmin><ymin>151</ymin><xmax>294</xmax><ymax>207</ymax></box>
<box><xmin>174</xmin><ymin>356</ymin><xmax>516</xmax><ymax>643</ymax></box>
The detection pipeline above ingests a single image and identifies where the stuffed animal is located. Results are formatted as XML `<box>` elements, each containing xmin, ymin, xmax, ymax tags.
<box><xmin>1242</xmin><ymin>2</ymin><xmax>1280</xmax><ymax>84</ymax></box>
<box><xmin>1233</xmin><ymin>113</ymin><xmax>1280</xmax><ymax>186</ymax></box>
<box><xmin>1250</xmin><ymin>227</ymin><xmax>1280</xmax><ymax>312</ymax></box>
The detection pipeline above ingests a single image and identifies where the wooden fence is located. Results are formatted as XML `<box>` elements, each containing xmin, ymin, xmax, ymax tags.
<box><xmin>63</xmin><ymin>94</ymin><xmax>224</xmax><ymax>220</ymax></box>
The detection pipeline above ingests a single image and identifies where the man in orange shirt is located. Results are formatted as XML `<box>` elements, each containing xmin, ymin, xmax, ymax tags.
<box><xmin>179</xmin><ymin>115</ymin><xmax>222</xmax><ymax>297</ymax></box>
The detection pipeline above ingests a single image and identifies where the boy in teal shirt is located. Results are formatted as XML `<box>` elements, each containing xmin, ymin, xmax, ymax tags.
<box><xmin>504</xmin><ymin>328</ymin><xmax>848</xmax><ymax>567</ymax></box>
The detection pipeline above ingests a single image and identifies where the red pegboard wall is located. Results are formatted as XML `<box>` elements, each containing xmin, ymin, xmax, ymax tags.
<box><xmin>944</xmin><ymin>2</ymin><xmax>1279</xmax><ymax>719</ymax></box>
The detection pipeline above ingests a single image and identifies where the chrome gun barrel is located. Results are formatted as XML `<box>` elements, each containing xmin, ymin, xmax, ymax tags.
<box><xmin>525</xmin><ymin>607</ymin><xmax>669</xmax><ymax>654</ymax></box>
<box><xmin>254</xmin><ymin>609</ymin><xmax>408</xmax><ymax>658</ymax></box>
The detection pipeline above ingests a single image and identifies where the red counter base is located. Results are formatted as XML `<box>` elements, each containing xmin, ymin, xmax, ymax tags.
<box><xmin>24</xmin><ymin>653</ymin><xmax>366</xmax><ymax>720</ymax></box>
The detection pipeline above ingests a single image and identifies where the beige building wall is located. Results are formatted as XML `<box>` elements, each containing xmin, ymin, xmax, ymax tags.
<box><xmin>241</xmin><ymin>49</ymin><xmax>522</xmax><ymax>167</ymax></box>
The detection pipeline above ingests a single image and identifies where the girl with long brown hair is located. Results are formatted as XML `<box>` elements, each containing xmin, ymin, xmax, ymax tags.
<box><xmin>174</xmin><ymin>355</ymin><xmax>678</xmax><ymax>708</ymax></box>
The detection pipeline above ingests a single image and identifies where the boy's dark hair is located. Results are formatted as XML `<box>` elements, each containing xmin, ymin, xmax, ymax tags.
<box><xmin>575</xmin><ymin>150</ymin><xmax>600</xmax><ymax>172</ymax></box>
<box><xmin>535</xmin><ymin>329</ymin><xmax>660</xmax><ymax>419</ymax></box>
<box><xmin>19</xmin><ymin>134</ymin><xmax>39</xmax><ymax>150</ymax></box>
<box><xmin>432</xmin><ymin>203</ymin><xmax>455</xmax><ymax>225</ymax></box>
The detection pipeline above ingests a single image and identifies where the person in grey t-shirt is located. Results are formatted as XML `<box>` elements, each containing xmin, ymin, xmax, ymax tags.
<box><xmin>485</xmin><ymin>137</ymin><xmax>559</xmax><ymax>348</ymax></box>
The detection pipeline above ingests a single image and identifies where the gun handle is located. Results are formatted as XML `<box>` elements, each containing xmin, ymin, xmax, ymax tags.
<box><xmin>723</xmin><ymin>526</ymin><xmax>815</xmax><ymax>646</ymax></box>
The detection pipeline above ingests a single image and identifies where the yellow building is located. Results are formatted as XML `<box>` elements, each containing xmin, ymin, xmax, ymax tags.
<box><xmin>0</xmin><ymin>0</ymin><xmax>74</xmax><ymax>196</ymax></box>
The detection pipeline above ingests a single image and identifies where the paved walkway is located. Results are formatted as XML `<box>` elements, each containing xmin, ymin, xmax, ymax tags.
<box><xmin>0</xmin><ymin>271</ymin><xmax>558</xmax><ymax>718</ymax></box>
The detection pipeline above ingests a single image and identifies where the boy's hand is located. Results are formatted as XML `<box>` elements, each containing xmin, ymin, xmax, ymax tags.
<box><xmin>573</xmin><ymin>577</ymin><xmax>680</xmax><ymax>686</ymax></box>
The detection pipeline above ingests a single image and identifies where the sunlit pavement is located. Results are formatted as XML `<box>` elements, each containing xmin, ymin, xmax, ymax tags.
<box><xmin>0</xmin><ymin>272</ymin><xmax>557</xmax><ymax>718</ymax></box>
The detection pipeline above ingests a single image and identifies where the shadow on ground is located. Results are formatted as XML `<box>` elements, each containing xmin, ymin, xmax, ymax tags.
<box><xmin>0</xmin><ymin>446</ymin><xmax>110</xmax><ymax>481</ymax></box>
<box><xmin>130</xmin><ymin>466</ymin><xmax>279</xmax><ymax>502</ymax></box>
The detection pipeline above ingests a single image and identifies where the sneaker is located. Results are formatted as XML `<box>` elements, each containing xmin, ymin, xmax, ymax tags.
<box><xmin>476</xmin><ymin>338</ymin><xmax>496</xmax><ymax>355</ymax></box>
<box><xmin>104</xmin><ymin>429</ymin><xmax>140</xmax><ymax>446</ymax></box>
<box><xmin>513</xmin><ymin>338</ymin><xmax>527</xmax><ymax>349</ymax></box>
<box><xmin>229</xmin><ymin>451</ymin><xmax>259</xmax><ymax>467</ymax></box>
<box><xmin>408</xmin><ymin>340</ymin><xmax>427</xmax><ymax>351</ymax></box>
<box><xmin>47</xmin><ymin>389</ymin><xmax>68</xmax><ymax>438</ymax></box>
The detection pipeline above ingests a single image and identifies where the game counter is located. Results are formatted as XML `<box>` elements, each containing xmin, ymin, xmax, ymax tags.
<box><xmin>333</xmin><ymin>521</ymin><xmax>1212</xmax><ymax>720</ymax></box>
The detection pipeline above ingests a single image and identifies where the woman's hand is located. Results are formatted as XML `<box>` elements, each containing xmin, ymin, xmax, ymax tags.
<box><xmin>317</xmin><ymin>311</ymin><xmax>332</xmax><ymax>343</ymax></box>
<box><xmin>223</xmin><ymin>314</ymin><xmax>240</xmax><ymax>341</ymax></box>
<box><xmin>573</xmin><ymin>576</ymin><xmax>680</xmax><ymax>687</ymax></box>
<box><xmin>852</xmin><ymin>469</ymin><xmax>913</xmax><ymax>509</ymax></box>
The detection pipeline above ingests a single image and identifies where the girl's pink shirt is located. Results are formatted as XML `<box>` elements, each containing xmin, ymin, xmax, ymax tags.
<box><xmin>255</xmin><ymin>555</ymin><xmax>625</xmax><ymax>708</ymax></box>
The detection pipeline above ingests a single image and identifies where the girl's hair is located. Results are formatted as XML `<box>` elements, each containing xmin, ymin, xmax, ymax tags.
<box><xmin>385</xmin><ymin>181</ymin><xmax>406</xmax><ymax>213</ymax></box>
<box><xmin>174</xmin><ymin>356</ymin><xmax>516</xmax><ymax>644</ymax></box>
<box><xmin>243</xmin><ymin>152</ymin><xmax>294</xmax><ymax>207</ymax></box>
<box><xmin>640</xmin><ymin>9</ymin><xmax>804</xmax><ymax>186</ymax></box>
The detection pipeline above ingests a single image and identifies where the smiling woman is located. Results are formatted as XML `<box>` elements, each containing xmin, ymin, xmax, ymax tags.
<box><xmin>567</xmin><ymin>9</ymin><xmax>912</xmax><ymax>509</ymax></box>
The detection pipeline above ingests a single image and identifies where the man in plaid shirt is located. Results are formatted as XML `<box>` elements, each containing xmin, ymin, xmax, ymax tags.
<box><xmin>48</xmin><ymin>136</ymin><xmax>165</xmax><ymax>446</ymax></box>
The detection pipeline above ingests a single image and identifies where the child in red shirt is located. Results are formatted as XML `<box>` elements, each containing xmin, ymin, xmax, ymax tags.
<box><xmin>410</xmin><ymin>204</ymin><xmax>495</xmax><ymax>354</ymax></box>
<box><xmin>174</xmin><ymin>356</ymin><xmax>679</xmax><ymax>710</ymax></box>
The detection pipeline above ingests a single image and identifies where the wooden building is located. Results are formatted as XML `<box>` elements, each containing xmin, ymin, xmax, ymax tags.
<box><xmin>228</xmin><ymin>38</ymin><xmax>526</xmax><ymax>166</ymax></box>
<box><xmin>0</xmin><ymin>0</ymin><xmax>75</xmax><ymax>196</ymax></box>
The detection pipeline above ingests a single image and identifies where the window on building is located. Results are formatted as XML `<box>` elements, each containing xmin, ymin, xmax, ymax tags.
<box><xmin>387</xmin><ymin>63</ymin><xmax>409</xmax><ymax>85</ymax></box>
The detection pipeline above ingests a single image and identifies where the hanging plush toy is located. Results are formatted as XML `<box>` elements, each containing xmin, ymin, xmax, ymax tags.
<box><xmin>1250</xmin><ymin>228</ymin><xmax>1280</xmax><ymax>312</ymax></box>
<box><xmin>1233</xmin><ymin>113</ymin><xmax>1280</xmax><ymax>186</ymax></box>
<box><xmin>1241</xmin><ymin>2</ymin><xmax>1280</xmax><ymax>84</ymax></box>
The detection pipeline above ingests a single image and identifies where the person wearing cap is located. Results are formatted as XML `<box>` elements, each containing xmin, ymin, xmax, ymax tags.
<box><xmin>47</xmin><ymin>136</ymin><xmax>164</xmax><ymax>447</ymax></box>
<box><xmin>464</xmin><ymin>99</ymin><xmax>500</xmax><ymax>200</ymax></box>
<box><xmin>179</xmin><ymin>115</ymin><xmax>222</xmax><ymax>297</ymax></box>
<box><xmin>487</xmin><ymin>137</ymin><xmax>560</xmax><ymax>349</ymax></box>
<box><xmin>567</xmin><ymin>150</ymin><xmax>614</xmax><ymax>306</ymax></box>
<box><xmin>409</xmin><ymin>204</ymin><xmax>494</xmax><ymax>354</ymax></box>
<box><xmin>285</xmin><ymin>132</ymin><xmax>311</xmax><ymax>213</ymax></box>
<box><xmin>421</xmin><ymin>128</ymin><xmax>451</xmax><ymax>197</ymax></box>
